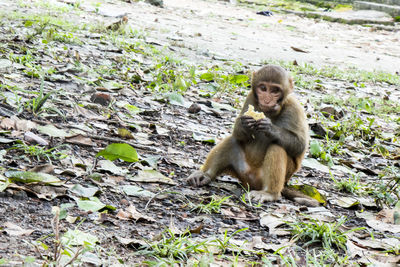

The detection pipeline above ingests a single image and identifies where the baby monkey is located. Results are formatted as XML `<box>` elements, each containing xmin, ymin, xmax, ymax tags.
<box><xmin>187</xmin><ymin>65</ymin><xmax>318</xmax><ymax>206</ymax></box>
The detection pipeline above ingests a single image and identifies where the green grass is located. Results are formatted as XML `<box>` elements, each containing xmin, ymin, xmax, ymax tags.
<box><xmin>138</xmin><ymin>227</ymin><xmax>249</xmax><ymax>265</ymax></box>
<box><xmin>191</xmin><ymin>195</ymin><xmax>231</xmax><ymax>214</ymax></box>
<box><xmin>331</xmin><ymin>173</ymin><xmax>362</xmax><ymax>194</ymax></box>
<box><xmin>10</xmin><ymin>143</ymin><xmax>67</xmax><ymax>162</ymax></box>
<box><xmin>287</xmin><ymin>216</ymin><xmax>363</xmax><ymax>251</ymax></box>
<box><xmin>138</xmin><ymin>229</ymin><xmax>210</xmax><ymax>263</ymax></box>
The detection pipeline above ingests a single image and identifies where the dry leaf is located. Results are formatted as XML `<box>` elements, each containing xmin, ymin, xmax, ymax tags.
<box><xmin>0</xmin><ymin>117</ymin><xmax>16</xmax><ymax>129</ymax></box>
<box><xmin>29</xmin><ymin>164</ymin><xmax>55</xmax><ymax>174</ymax></box>
<box><xmin>66</xmin><ymin>134</ymin><xmax>95</xmax><ymax>146</ymax></box>
<box><xmin>3</xmin><ymin>222</ymin><xmax>34</xmax><ymax>236</ymax></box>
<box><xmin>117</xmin><ymin>205</ymin><xmax>155</xmax><ymax>222</ymax></box>
<box><xmin>290</xmin><ymin>46</ymin><xmax>309</xmax><ymax>53</ymax></box>
<box><xmin>24</xmin><ymin>131</ymin><xmax>49</xmax><ymax>145</ymax></box>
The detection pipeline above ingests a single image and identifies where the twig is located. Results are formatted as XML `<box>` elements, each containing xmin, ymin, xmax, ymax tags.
<box><xmin>144</xmin><ymin>185</ymin><xmax>185</xmax><ymax>210</ymax></box>
<box><xmin>51</xmin><ymin>207</ymin><xmax>61</xmax><ymax>264</ymax></box>
<box><xmin>62</xmin><ymin>247</ymin><xmax>83</xmax><ymax>267</ymax></box>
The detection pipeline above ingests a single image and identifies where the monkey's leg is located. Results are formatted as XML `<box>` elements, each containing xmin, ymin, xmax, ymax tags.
<box><xmin>187</xmin><ymin>136</ymin><xmax>248</xmax><ymax>187</ymax></box>
<box><xmin>249</xmin><ymin>144</ymin><xmax>294</xmax><ymax>202</ymax></box>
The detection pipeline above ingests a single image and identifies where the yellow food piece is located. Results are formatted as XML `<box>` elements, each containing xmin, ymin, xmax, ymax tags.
<box><xmin>244</xmin><ymin>104</ymin><xmax>265</xmax><ymax>120</ymax></box>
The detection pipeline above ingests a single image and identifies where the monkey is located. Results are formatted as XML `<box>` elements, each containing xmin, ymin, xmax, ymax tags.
<box><xmin>187</xmin><ymin>65</ymin><xmax>319</xmax><ymax>207</ymax></box>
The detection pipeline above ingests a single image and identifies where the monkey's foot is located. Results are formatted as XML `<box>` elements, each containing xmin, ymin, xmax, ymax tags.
<box><xmin>187</xmin><ymin>171</ymin><xmax>212</xmax><ymax>187</ymax></box>
<box><xmin>249</xmin><ymin>190</ymin><xmax>280</xmax><ymax>203</ymax></box>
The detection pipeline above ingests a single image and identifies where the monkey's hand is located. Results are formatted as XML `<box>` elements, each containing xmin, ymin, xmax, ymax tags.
<box><xmin>187</xmin><ymin>171</ymin><xmax>212</xmax><ymax>187</ymax></box>
<box><xmin>240</xmin><ymin>115</ymin><xmax>257</xmax><ymax>130</ymax></box>
<box><xmin>256</xmin><ymin>117</ymin><xmax>276</xmax><ymax>135</ymax></box>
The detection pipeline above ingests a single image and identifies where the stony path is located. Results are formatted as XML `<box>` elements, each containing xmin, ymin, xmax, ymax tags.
<box><xmin>95</xmin><ymin>0</ymin><xmax>400</xmax><ymax>73</ymax></box>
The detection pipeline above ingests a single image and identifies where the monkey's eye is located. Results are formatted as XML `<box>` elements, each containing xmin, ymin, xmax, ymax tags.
<box><xmin>259</xmin><ymin>85</ymin><xmax>267</xmax><ymax>91</ymax></box>
<box><xmin>271</xmin><ymin>87</ymin><xmax>280</xmax><ymax>94</ymax></box>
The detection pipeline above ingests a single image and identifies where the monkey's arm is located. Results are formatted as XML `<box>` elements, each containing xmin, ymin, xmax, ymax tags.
<box><xmin>256</xmin><ymin>97</ymin><xmax>308</xmax><ymax>157</ymax></box>
<box><xmin>232</xmin><ymin>116</ymin><xmax>258</xmax><ymax>141</ymax></box>
<box><xmin>257</xmin><ymin>119</ymin><xmax>305</xmax><ymax>156</ymax></box>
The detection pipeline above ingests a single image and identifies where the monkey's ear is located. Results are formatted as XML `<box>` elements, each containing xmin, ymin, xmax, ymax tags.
<box><xmin>288</xmin><ymin>77</ymin><xmax>294</xmax><ymax>93</ymax></box>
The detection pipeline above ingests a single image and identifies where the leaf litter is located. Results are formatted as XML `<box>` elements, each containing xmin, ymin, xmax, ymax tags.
<box><xmin>0</xmin><ymin>0</ymin><xmax>399</xmax><ymax>265</ymax></box>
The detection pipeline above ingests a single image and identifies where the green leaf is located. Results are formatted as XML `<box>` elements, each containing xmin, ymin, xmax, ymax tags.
<box><xmin>5</xmin><ymin>171</ymin><xmax>63</xmax><ymax>185</ymax></box>
<box><xmin>0</xmin><ymin>177</ymin><xmax>10</xmax><ymax>192</ymax></box>
<box><xmin>302</xmin><ymin>158</ymin><xmax>330</xmax><ymax>173</ymax></box>
<box><xmin>309</xmin><ymin>140</ymin><xmax>321</xmax><ymax>157</ymax></box>
<box><xmin>200</xmin><ymin>72</ymin><xmax>214</xmax><ymax>81</ymax></box>
<box><xmin>165</xmin><ymin>92</ymin><xmax>186</xmax><ymax>106</ymax></box>
<box><xmin>229</xmin><ymin>74</ymin><xmax>249</xmax><ymax>84</ymax></box>
<box><xmin>24</xmin><ymin>20</ymin><xmax>34</xmax><ymax>27</ymax></box>
<box><xmin>124</xmin><ymin>104</ymin><xmax>141</xmax><ymax>115</ymax></box>
<box><xmin>61</xmin><ymin>229</ymin><xmax>99</xmax><ymax>247</ymax></box>
<box><xmin>96</xmin><ymin>143</ymin><xmax>138</xmax><ymax>162</ymax></box>
<box><xmin>122</xmin><ymin>185</ymin><xmax>156</xmax><ymax>198</ymax></box>
<box><xmin>69</xmin><ymin>184</ymin><xmax>98</xmax><ymax>198</ymax></box>
<box><xmin>59</xmin><ymin>203</ymin><xmax>75</xmax><ymax>220</ymax></box>
<box><xmin>288</xmin><ymin>184</ymin><xmax>326</xmax><ymax>204</ymax></box>
<box><xmin>37</xmin><ymin>124</ymin><xmax>70</xmax><ymax>138</ymax></box>
<box><xmin>76</xmin><ymin>197</ymin><xmax>106</xmax><ymax>212</ymax></box>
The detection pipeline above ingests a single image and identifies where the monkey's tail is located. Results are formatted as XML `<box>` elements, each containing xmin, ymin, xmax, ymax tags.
<box><xmin>281</xmin><ymin>187</ymin><xmax>320</xmax><ymax>207</ymax></box>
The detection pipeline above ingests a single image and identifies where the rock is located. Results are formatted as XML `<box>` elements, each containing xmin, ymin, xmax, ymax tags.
<box><xmin>188</xmin><ymin>103</ymin><xmax>201</xmax><ymax>114</ymax></box>
<box><xmin>90</xmin><ymin>92</ymin><xmax>112</xmax><ymax>106</ymax></box>
<box><xmin>146</xmin><ymin>0</ymin><xmax>163</xmax><ymax>7</ymax></box>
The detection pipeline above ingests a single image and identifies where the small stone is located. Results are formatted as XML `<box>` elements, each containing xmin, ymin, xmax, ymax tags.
<box><xmin>188</xmin><ymin>103</ymin><xmax>201</xmax><ymax>114</ymax></box>
<box><xmin>146</xmin><ymin>0</ymin><xmax>163</xmax><ymax>7</ymax></box>
<box><xmin>90</xmin><ymin>92</ymin><xmax>112</xmax><ymax>106</ymax></box>
<box><xmin>121</xmin><ymin>199</ymin><xmax>129</xmax><ymax>206</ymax></box>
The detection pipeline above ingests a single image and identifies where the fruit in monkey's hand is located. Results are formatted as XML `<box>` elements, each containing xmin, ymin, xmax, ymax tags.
<box><xmin>244</xmin><ymin>104</ymin><xmax>265</xmax><ymax>120</ymax></box>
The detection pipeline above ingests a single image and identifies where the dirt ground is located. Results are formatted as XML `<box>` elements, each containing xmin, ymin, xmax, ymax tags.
<box><xmin>0</xmin><ymin>0</ymin><xmax>400</xmax><ymax>266</ymax></box>
<box><xmin>106</xmin><ymin>0</ymin><xmax>400</xmax><ymax>73</ymax></box>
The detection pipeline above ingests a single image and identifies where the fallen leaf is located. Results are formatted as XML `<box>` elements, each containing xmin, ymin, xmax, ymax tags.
<box><xmin>61</xmin><ymin>229</ymin><xmax>99</xmax><ymax>246</ymax></box>
<box><xmin>302</xmin><ymin>158</ymin><xmax>330</xmax><ymax>173</ymax></box>
<box><xmin>0</xmin><ymin>117</ymin><xmax>16</xmax><ymax>129</ymax></box>
<box><xmin>66</xmin><ymin>134</ymin><xmax>95</xmax><ymax>146</ymax></box>
<box><xmin>117</xmin><ymin>205</ymin><xmax>155</xmax><ymax>222</ymax></box>
<box><xmin>329</xmin><ymin>196</ymin><xmax>359</xmax><ymax>208</ymax></box>
<box><xmin>97</xmin><ymin>160</ymin><xmax>128</xmax><ymax>175</ymax></box>
<box><xmin>29</xmin><ymin>164</ymin><xmax>54</xmax><ymax>174</ymax></box>
<box><xmin>0</xmin><ymin>137</ymin><xmax>14</xmax><ymax>144</ymax></box>
<box><xmin>74</xmin><ymin>105</ymin><xmax>105</xmax><ymax>120</ymax></box>
<box><xmin>76</xmin><ymin>197</ymin><xmax>106</xmax><ymax>212</ymax></box>
<box><xmin>96</xmin><ymin>143</ymin><xmax>138</xmax><ymax>162</ymax></box>
<box><xmin>16</xmin><ymin>120</ymin><xmax>37</xmax><ymax>131</ymax></box>
<box><xmin>116</xmin><ymin>236</ymin><xmax>147</xmax><ymax>247</ymax></box>
<box><xmin>5</xmin><ymin>171</ymin><xmax>63</xmax><ymax>185</ymax></box>
<box><xmin>37</xmin><ymin>124</ymin><xmax>71</xmax><ymax>138</ymax></box>
<box><xmin>366</xmin><ymin>219</ymin><xmax>400</xmax><ymax>233</ymax></box>
<box><xmin>69</xmin><ymin>184</ymin><xmax>99</xmax><ymax>198</ymax></box>
<box><xmin>291</xmin><ymin>46</ymin><xmax>309</xmax><ymax>53</ymax></box>
<box><xmin>121</xmin><ymin>185</ymin><xmax>155</xmax><ymax>198</ymax></box>
<box><xmin>260</xmin><ymin>213</ymin><xmax>290</xmax><ymax>236</ymax></box>
<box><xmin>3</xmin><ymin>222</ymin><xmax>34</xmax><ymax>236</ymax></box>
<box><xmin>287</xmin><ymin>184</ymin><xmax>326</xmax><ymax>204</ymax></box>
<box><xmin>192</xmin><ymin>132</ymin><xmax>216</xmax><ymax>143</ymax></box>
<box><xmin>24</xmin><ymin>131</ymin><xmax>49</xmax><ymax>145</ymax></box>
<box><xmin>130</xmin><ymin>170</ymin><xmax>177</xmax><ymax>185</ymax></box>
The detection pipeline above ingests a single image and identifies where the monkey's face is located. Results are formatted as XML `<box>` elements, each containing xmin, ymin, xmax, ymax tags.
<box><xmin>255</xmin><ymin>81</ymin><xmax>283</xmax><ymax>115</ymax></box>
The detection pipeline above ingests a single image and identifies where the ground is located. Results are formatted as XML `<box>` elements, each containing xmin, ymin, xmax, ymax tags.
<box><xmin>0</xmin><ymin>0</ymin><xmax>400</xmax><ymax>266</ymax></box>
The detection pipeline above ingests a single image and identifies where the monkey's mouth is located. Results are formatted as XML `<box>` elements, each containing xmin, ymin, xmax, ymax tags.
<box><xmin>260</xmin><ymin>104</ymin><xmax>279</xmax><ymax>113</ymax></box>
